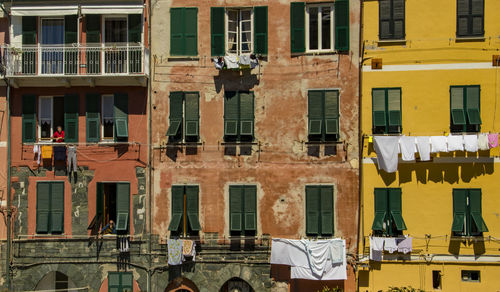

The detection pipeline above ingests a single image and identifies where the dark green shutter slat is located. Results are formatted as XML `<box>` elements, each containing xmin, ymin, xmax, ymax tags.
<box><xmin>389</xmin><ymin>188</ymin><xmax>406</xmax><ymax>231</ymax></box>
<box><xmin>114</xmin><ymin>93</ymin><xmax>128</xmax><ymax>139</ymax></box>
<box><xmin>240</xmin><ymin>92</ymin><xmax>254</xmax><ymax>136</ymax></box>
<box><xmin>466</xmin><ymin>86</ymin><xmax>481</xmax><ymax>125</ymax></box>
<box><xmin>244</xmin><ymin>186</ymin><xmax>257</xmax><ymax>231</ymax></box>
<box><xmin>308</xmin><ymin>91</ymin><xmax>323</xmax><ymax>135</ymax></box>
<box><xmin>86</xmin><ymin>93</ymin><xmax>100</xmax><ymax>142</ymax></box>
<box><xmin>184</xmin><ymin>8</ymin><xmax>198</xmax><ymax>56</ymax></box>
<box><xmin>290</xmin><ymin>2</ymin><xmax>305</xmax><ymax>53</ymax></box>
<box><xmin>170</xmin><ymin>8</ymin><xmax>185</xmax><ymax>55</ymax></box>
<box><xmin>224</xmin><ymin>91</ymin><xmax>239</xmax><ymax>136</ymax></box>
<box><xmin>320</xmin><ymin>186</ymin><xmax>333</xmax><ymax>235</ymax></box>
<box><xmin>471</xmin><ymin>0</ymin><xmax>484</xmax><ymax>35</ymax></box>
<box><xmin>186</xmin><ymin>186</ymin><xmax>201</xmax><ymax>231</ymax></box>
<box><xmin>211</xmin><ymin>7</ymin><xmax>225</xmax><ymax>56</ymax></box>
<box><xmin>36</xmin><ymin>182</ymin><xmax>50</xmax><ymax>233</ymax></box>
<box><xmin>254</xmin><ymin>6</ymin><xmax>268</xmax><ymax>55</ymax></box>
<box><xmin>168</xmin><ymin>186</ymin><xmax>184</xmax><ymax>231</ymax></box>
<box><xmin>306</xmin><ymin>186</ymin><xmax>320</xmax><ymax>235</ymax></box>
<box><xmin>388</xmin><ymin>89</ymin><xmax>401</xmax><ymax>127</ymax></box>
<box><xmin>379</xmin><ymin>0</ymin><xmax>391</xmax><ymax>39</ymax></box>
<box><xmin>22</xmin><ymin>94</ymin><xmax>36</xmax><ymax>143</ymax></box>
<box><xmin>86</xmin><ymin>15</ymin><xmax>101</xmax><ymax>43</ymax></box>
<box><xmin>22</xmin><ymin>16</ymin><xmax>37</xmax><ymax>45</ymax></box>
<box><xmin>50</xmin><ymin>182</ymin><xmax>65</xmax><ymax>233</ymax></box>
<box><xmin>64</xmin><ymin>15</ymin><xmax>78</xmax><ymax>44</ymax></box>
<box><xmin>108</xmin><ymin>272</ymin><xmax>120</xmax><ymax>288</ymax></box>
<box><xmin>325</xmin><ymin>90</ymin><xmax>339</xmax><ymax>135</ymax></box>
<box><xmin>335</xmin><ymin>0</ymin><xmax>349</xmax><ymax>51</ymax></box>
<box><xmin>452</xmin><ymin>189</ymin><xmax>467</xmax><ymax>233</ymax></box>
<box><xmin>393</xmin><ymin>0</ymin><xmax>405</xmax><ymax>39</ymax></box>
<box><xmin>115</xmin><ymin>183</ymin><xmax>130</xmax><ymax>231</ymax></box>
<box><xmin>469</xmin><ymin>189</ymin><xmax>488</xmax><ymax>232</ymax></box>
<box><xmin>185</xmin><ymin>92</ymin><xmax>199</xmax><ymax>137</ymax></box>
<box><xmin>96</xmin><ymin>183</ymin><xmax>104</xmax><ymax>216</ymax></box>
<box><xmin>128</xmin><ymin>14</ymin><xmax>142</xmax><ymax>43</ymax></box>
<box><xmin>372</xmin><ymin>89</ymin><xmax>387</xmax><ymax>128</ymax></box>
<box><xmin>450</xmin><ymin>87</ymin><xmax>466</xmax><ymax>125</ymax></box>
<box><xmin>230</xmin><ymin>186</ymin><xmax>243</xmax><ymax>232</ymax></box>
<box><xmin>64</xmin><ymin>94</ymin><xmax>79</xmax><ymax>143</ymax></box>
<box><xmin>372</xmin><ymin>188</ymin><xmax>387</xmax><ymax>231</ymax></box>
<box><xmin>167</xmin><ymin>92</ymin><xmax>183</xmax><ymax>137</ymax></box>
<box><xmin>121</xmin><ymin>272</ymin><xmax>133</xmax><ymax>291</ymax></box>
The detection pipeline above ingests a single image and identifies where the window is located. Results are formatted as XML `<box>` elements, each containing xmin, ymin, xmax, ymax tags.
<box><xmin>36</xmin><ymin>182</ymin><xmax>64</xmax><ymax>234</ymax></box>
<box><xmin>450</xmin><ymin>85</ymin><xmax>481</xmax><ymax>133</ymax></box>
<box><xmin>452</xmin><ymin>189</ymin><xmax>488</xmax><ymax>236</ymax></box>
<box><xmin>457</xmin><ymin>0</ymin><xmax>484</xmax><ymax>37</ymax></box>
<box><xmin>41</xmin><ymin>18</ymin><xmax>64</xmax><ymax>74</ymax></box>
<box><xmin>102</xmin><ymin>95</ymin><xmax>114</xmax><ymax>140</ymax></box>
<box><xmin>229</xmin><ymin>185</ymin><xmax>257</xmax><ymax>236</ymax></box>
<box><xmin>166</xmin><ymin>92</ymin><xmax>200</xmax><ymax>142</ymax></box>
<box><xmin>461</xmin><ymin>270</ymin><xmax>480</xmax><ymax>282</ymax></box>
<box><xmin>170</xmin><ymin>8</ymin><xmax>198</xmax><ymax>56</ymax></box>
<box><xmin>96</xmin><ymin>182</ymin><xmax>130</xmax><ymax>234</ymax></box>
<box><xmin>372</xmin><ymin>88</ymin><xmax>402</xmax><ymax>134</ymax></box>
<box><xmin>108</xmin><ymin>272</ymin><xmax>133</xmax><ymax>292</ymax></box>
<box><xmin>168</xmin><ymin>185</ymin><xmax>201</xmax><ymax>236</ymax></box>
<box><xmin>85</xmin><ymin>93</ymin><xmax>128</xmax><ymax>142</ymax></box>
<box><xmin>379</xmin><ymin>0</ymin><xmax>405</xmax><ymax>40</ymax></box>
<box><xmin>432</xmin><ymin>270</ymin><xmax>442</xmax><ymax>290</ymax></box>
<box><xmin>290</xmin><ymin>1</ymin><xmax>349</xmax><ymax>53</ymax></box>
<box><xmin>210</xmin><ymin>7</ymin><xmax>267</xmax><ymax>56</ymax></box>
<box><xmin>308</xmin><ymin>90</ymin><xmax>339</xmax><ymax>142</ymax></box>
<box><xmin>306</xmin><ymin>185</ymin><xmax>333</xmax><ymax>236</ymax></box>
<box><xmin>372</xmin><ymin>188</ymin><xmax>406</xmax><ymax>236</ymax></box>
<box><xmin>224</xmin><ymin>91</ymin><xmax>254</xmax><ymax>142</ymax></box>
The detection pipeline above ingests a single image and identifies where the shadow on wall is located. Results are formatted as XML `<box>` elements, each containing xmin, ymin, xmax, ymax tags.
<box><xmin>448</xmin><ymin>237</ymin><xmax>486</xmax><ymax>256</ymax></box>
<box><xmin>214</xmin><ymin>70</ymin><xmax>260</xmax><ymax>94</ymax></box>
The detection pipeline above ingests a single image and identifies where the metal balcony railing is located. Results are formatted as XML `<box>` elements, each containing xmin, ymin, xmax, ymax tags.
<box><xmin>2</xmin><ymin>44</ymin><xmax>147</xmax><ymax>77</ymax></box>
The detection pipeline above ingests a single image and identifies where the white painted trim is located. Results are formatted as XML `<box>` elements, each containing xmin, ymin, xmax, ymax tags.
<box><xmin>358</xmin><ymin>253</ymin><xmax>500</xmax><ymax>263</ymax></box>
<box><xmin>363</xmin><ymin>62</ymin><xmax>493</xmax><ymax>72</ymax></box>
<box><xmin>305</xmin><ymin>3</ymin><xmax>335</xmax><ymax>53</ymax></box>
<box><xmin>362</xmin><ymin>156</ymin><xmax>500</xmax><ymax>164</ymax></box>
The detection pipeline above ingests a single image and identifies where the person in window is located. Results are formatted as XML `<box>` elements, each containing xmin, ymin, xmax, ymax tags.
<box><xmin>53</xmin><ymin>126</ymin><xmax>64</xmax><ymax>143</ymax></box>
<box><xmin>99</xmin><ymin>220</ymin><xmax>116</xmax><ymax>235</ymax></box>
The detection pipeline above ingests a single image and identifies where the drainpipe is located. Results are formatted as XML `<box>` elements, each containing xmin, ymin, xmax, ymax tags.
<box><xmin>357</xmin><ymin>0</ymin><xmax>364</xmax><ymax>291</ymax></box>
<box><xmin>5</xmin><ymin>80</ymin><xmax>11</xmax><ymax>291</ymax></box>
<box><xmin>147</xmin><ymin>0</ymin><xmax>153</xmax><ymax>290</ymax></box>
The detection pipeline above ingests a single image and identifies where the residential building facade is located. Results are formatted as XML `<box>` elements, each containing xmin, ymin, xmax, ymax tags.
<box><xmin>359</xmin><ymin>0</ymin><xmax>500</xmax><ymax>291</ymax></box>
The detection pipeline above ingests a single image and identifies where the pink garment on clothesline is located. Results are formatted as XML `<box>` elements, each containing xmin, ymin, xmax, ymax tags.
<box><xmin>488</xmin><ymin>133</ymin><xmax>499</xmax><ymax>148</ymax></box>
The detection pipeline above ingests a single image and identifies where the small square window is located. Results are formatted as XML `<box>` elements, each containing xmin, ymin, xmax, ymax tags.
<box><xmin>461</xmin><ymin>270</ymin><xmax>480</xmax><ymax>282</ymax></box>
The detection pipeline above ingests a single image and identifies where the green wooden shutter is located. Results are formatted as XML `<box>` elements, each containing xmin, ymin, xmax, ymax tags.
<box><xmin>372</xmin><ymin>188</ymin><xmax>387</xmax><ymax>231</ymax></box>
<box><xmin>335</xmin><ymin>0</ymin><xmax>349</xmax><ymax>51</ymax></box>
<box><xmin>22</xmin><ymin>94</ymin><xmax>36</xmax><ymax>143</ymax></box>
<box><xmin>115</xmin><ymin>183</ymin><xmax>130</xmax><ymax>231</ymax></box>
<box><xmin>86</xmin><ymin>15</ymin><xmax>101</xmax><ymax>43</ymax></box>
<box><xmin>471</xmin><ymin>0</ymin><xmax>484</xmax><ymax>36</ymax></box>
<box><xmin>239</xmin><ymin>92</ymin><xmax>254</xmax><ymax>136</ymax></box>
<box><xmin>387</xmin><ymin>88</ymin><xmax>402</xmax><ymax>127</ymax></box>
<box><xmin>379</xmin><ymin>0</ymin><xmax>391</xmax><ymax>39</ymax></box>
<box><xmin>244</xmin><ymin>186</ymin><xmax>257</xmax><ymax>231</ymax></box>
<box><xmin>306</xmin><ymin>186</ymin><xmax>320</xmax><ymax>235</ymax></box>
<box><xmin>393</xmin><ymin>0</ymin><xmax>405</xmax><ymax>39</ymax></box>
<box><xmin>466</xmin><ymin>86</ymin><xmax>481</xmax><ymax>125</ymax></box>
<box><xmin>184</xmin><ymin>8</ymin><xmax>198</xmax><ymax>56</ymax></box>
<box><xmin>320</xmin><ymin>186</ymin><xmax>333</xmax><ymax>235</ymax></box>
<box><xmin>114</xmin><ymin>93</ymin><xmax>128</xmax><ymax>139</ymax></box>
<box><xmin>452</xmin><ymin>189</ymin><xmax>467</xmax><ymax>233</ymax></box>
<box><xmin>457</xmin><ymin>0</ymin><xmax>469</xmax><ymax>36</ymax></box>
<box><xmin>450</xmin><ymin>87</ymin><xmax>466</xmax><ymax>125</ymax></box>
<box><xmin>166</xmin><ymin>92</ymin><xmax>184</xmax><ymax>137</ymax></box>
<box><xmin>254</xmin><ymin>6</ymin><xmax>268</xmax><ymax>55</ymax></box>
<box><xmin>469</xmin><ymin>189</ymin><xmax>488</xmax><ymax>232</ymax></box>
<box><xmin>290</xmin><ymin>2</ymin><xmax>305</xmax><ymax>53</ymax></box>
<box><xmin>50</xmin><ymin>182</ymin><xmax>65</xmax><ymax>233</ymax></box>
<box><xmin>64</xmin><ymin>94</ymin><xmax>79</xmax><ymax>143</ymax></box>
<box><xmin>128</xmin><ymin>14</ymin><xmax>142</xmax><ymax>43</ymax></box>
<box><xmin>211</xmin><ymin>7</ymin><xmax>225</xmax><ymax>56</ymax></box>
<box><xmin>185</xmin><ymin>92</ymin><xmax>199</xmax><ymax>138</ymax></box>
<box><xmin>224</xmin><ymin>91</ymin><xmax>239</xmax><ymax>136</ymax></box>
<box><xmin>186</xmin><ymin>186</ymin><xmax>201</xmax><ymax>231</ymax></box>
<box><xmin>36</xmin><ymin>182</ymin><xmax>50</xmax><ymax>233</ymax></box>
<box><xmin>308</xmin><ymin>91</ymin><xmax>323</xmax><ymax>135</ymax></box>
<box><xmin>121</xmin><ymin>272</ymin><xmax>133</xmax><ymax>292</ymax></box>
<box><xmin>168</xmin><ymin>186</ymin><xmax>184</xmax><ymax>231</ymax></box>
<box><xmin>230</xmin><ymin>186</ymin><xmax>243</xmax><ymax>232</ymax></box>
<box><xmin>372</xmin><ymin>89</ymin><xmax>387</xmax><ymax>129</ymax></box>
<box><xmin>96</xmin><ymin>182</ymin><xmax>104</xmax><ymax>216</ymax></box>
<box><xmin>170</xmin><ymin>8</ymin><xmax>185</xmax><ymax>55</ymax></box>
<box><xmin>86</xmin><ymin>94</ymin><xmax>100</xmax><ymax>142</ymax></box>
<box><xmin>22</xmin><ymin>16</ymin><xmax>37</xmax><ymax>45</ymax></box>
<box><xmin>108</xmin><ymin>272</ymin><xmax>120</xmax><ymax>291</ymax></box>
<box><xmin>324</xmin><ymin>90</ymin><xmax>339</xmax><ymax>135</ymax></box>
<box><xmin>64</xmin><ymin>15</ymin><xmax>78</xmax><ymax>44</ymax></box>
<box><xmin>389</xmin><ymin>188</ymin><xmax>406</xmax><ymax>231</ymax></box>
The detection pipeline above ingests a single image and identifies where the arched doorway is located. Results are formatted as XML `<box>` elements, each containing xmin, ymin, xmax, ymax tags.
<box><xmin>35</xmin><ymin>271</ymin><xmax>77</xmax><ymax>291</ymax></box>
<box><xmin>219</xmin><ymin>277</ymin><xmax>254</xmax><ymax>292</ymax></box>
<box><xmin>165</xmin><ymin>277</ymin><xmax>199</xmax><ymax>292</ymax></box>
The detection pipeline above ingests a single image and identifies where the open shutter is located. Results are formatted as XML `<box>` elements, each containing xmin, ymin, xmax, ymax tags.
<box><xmin>239</xmin><ymin>92</ymin><xmax>254</xmax><ymax>136</ymax></box>
<box><xmin>186</xmin><ymin>186</ymin><xmax>201</xmax><ymax>231</ymax></box>
<box><xmin>128</xmin><ymin>14</ymin><xmax>142</xmax><ymax>44</ymax></box>
<box><xmin>229</xmin><ymin>186</ymin><xmax>243</xmax><ymax>232</ymax></box>
<box><xmin>469</xmin><ymin>189</ymin><xmax>488</xmax><ymax>233</ymax></box>
<box><xmin>114</xmin><ymin>93</ymin><xmax>128</xmax><ymax>139</ymax></box>
<box><xmin>393</xmin><ymin>0</ymin><xmax>405</xmax><ymax>39</ymax></box>
<box><xmin>115</xmin><ymin>183</ymin><xmax>130</xmax><ymax>231</ymax></box>
<box><xmin>389</xmin><ymin>188</ymin><xmax>406</xmax><ymax>231</ymax></box>
<box><xmin>388</xmin><ymin>88</ymin><xmax>401</xmax><ymax>127</ymax></box>
<box><xmin>324</xmin><ymin>90</ymin><xmax>339</xmax><ymax>135</ymax></box>
<box><xmin>86</xmin><ymin>93</ymin><xmax>100</xmax><ymax>142</ymax></box>
<box><xmin>211</xmin><ymin>7</ymin><xmax>225</xmax><ymax>56</ymax></box>
<box><xmin>335</xmin><ymin>0</ymin><xmax>349</xmax><ymax>51</ymax></box>
<box><xmin>96</xmin><ymin>182</ymin><xmax>104</xmax><ymax>217</ymax></box>
<box><xmin>184</xmin><ymin>8</ymin><xmax>198</xmax><ymax>56</ymax></box>
<box><xmin>320</xmin><ymin>186</ymin><xmax>334</xmax><ymax>235</ymax></box>
<box><xmin>457</xmin><ymin>0</ymin><xmax>469</xmax><ymax>36</ymax></box>
<box><xmin>372</xmin><ymin>89</ymin><xmax>387</xmax><ymax>129</ymax></box>
<box><xmin>450</xmin><ymin>87</ymin><xmax>466</xmax><ymax>125</ymax></box>
<box><xmin>306</xmin><ymin>186</ymin><xmax>320</xmax><ymax>235</ymax></box>
<box><xmin>379</xmin><ymin>0</ymin><xmax>391</xmax><ymax>39</ymax></box>
<box><xmin>372</xmin><ymin>189</ymin><xmax>387</xmax><ymax>231</ymax></box>
<box><xmin>50</xmin><ymin>182</ymin><xmax>65</xmax><ymax>233</ymax></box>
<box><xmin>308</xmin><ymin>91</ymin><xmax>323</xmax><ymax>135</ymax></box>
<box><xmin>22</xmin><ymin>16</ymin><xmax>37</xmax><ymax>45</ymax></box>
<box><xmin>168</xmin><ymin>186</ymin><xmax>184</xmax><ymax>231</ymax></box>
<box><xmin>166</xmin><ymin>92</ymin><xmax>184</xmax><ymax>137</ymax></box>
<box><xmin>64</xmin><ymin>94</ymin><xmax>79</xmax><ymax>143</ymax></box>
<box><xmin>36</xmin><ymin>182</ymin><xmax>51</xmax><ymax>233</ymax></box>
<box><xmin>471</xmin><ymin>0</ymin><xmax>484</xmax><ymax>36</ymax></box>
<box><xmin>85</xmin><ymin>14</ymin><xmax>101</xmax><ymax>74</ymax></box>
<box><xmin>244</xmin><ymin>186</ymin><xmax>257</xmax><ymax>231</ymax></box>
<box><xmin>452</xmin><ymin>189</ymin><xmax>467</xmax><ymax>233</ymax></box>
<box><xmin>185</xmin><ymin>92</ymin><xmax>199</xmax><ymax>138</ymax></box>
<box><xmin>290</xmin><ymin>2</ymin><xmax>305</xmax><ymax>53</ymax></box>
<box><xmin>254</xmin><ymin>6</ymin><xmax>268</xmax><ymax>55</ymax></box>
<box><xmin>64</xmin><ymin>15</ymin><xmax>78</xmax><ymax>74</ymax></box>
<box><xmin>466</xmin><ymin>86</ymin><xmax>481</xmax><ymax>125</ymax></box>
<box><xmin>224</xmin><ymin>91</ymin><xmax>239</xmax><ymax>136</ymax></box>
<box><xmin>22</xmin><ymin>94</ymin><xmax>36</xmax><ymax>143</ymax></box>
<box><xmin>170</xmin><ymin>8</ymin><xmax>185</xmax><ymax>55</ymax></box>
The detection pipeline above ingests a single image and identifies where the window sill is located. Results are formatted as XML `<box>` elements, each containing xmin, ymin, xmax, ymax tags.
<box><xmin>221</xmin><ymin>141</ymin><xmax>258</xmax><ymax>146</ymax></box>
<box><xmin>168</xmin><ymin>56</ymin><xmax>200</xmax><ymax>62</ymax></box>
<box><xmin>292</xmin><ymin>51</ymin><xmax>338</xmax><ymax>57</ymax></box>
<box><xmin>305</xmin><ymin>140</ymin><xmax>343</xmax><ymax>145</ymax></box>
<box><xmin>377</xmin><ymin>39</ymin><xmax>407</xmax><ymax>45</ymax></box>
<box><xmin>166</xmin><ymin>141</ymin><xmax>202</xmax><ymax>146</ymax></box>
<box><xmin>455</xmin><ymin>36</ymin><xmax>485</xmax><ymax>42</ymax></box>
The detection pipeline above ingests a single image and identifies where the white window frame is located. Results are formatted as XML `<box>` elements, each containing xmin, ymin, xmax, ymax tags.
<box><xmin>305</xmin><ymin>3</ymin><xmax>335</xmax><ymax>53</ymax></box>
<box><xmin>225</xmin><ymin>8</ymin><xmax>253</xmax><ymax>56</ymax></box>
<box><xmin>38</xmin><ymin>96</ymin><xmax>53</xmax><ymax>141</ymax></box>
<box><xmin>101</xmin><ymin>94</ymin><xmax>114</xmax><ymax>140</ymax></box>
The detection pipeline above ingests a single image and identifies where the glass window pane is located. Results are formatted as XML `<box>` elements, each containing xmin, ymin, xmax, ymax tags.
<box><xmin>321</xmin><ymin>7</ymin><xmax>331</xmax><ymax>50</ymax></box>
<box><xmin>241</xmin><ymin>21</ymin><xmax>251</xmax><ymax>32</ymax></box>
<box><xmin>102</xmin><ymin>96</ymin><xmax>114</xmax><ymax>119</ymax></box>
<box><xmin>40</xmin><ymin>98</ymin><xmax>52</xmax><ymax>120</ymax></box>
<box><xmin>105</xmin><ymin>18</ymin><xmax>127</xmax><ymax>43</ymax></box>
<box><xmin>240</xmin><ymin>10</ymin><xmax>251</xmax><ymax>21</ymax></box>
<box><xmin>309</xmin><ymin>7</ymin><xmax>318</xmax><ymax>50</ymax></box>
<box><xmin>41</xmin><ymin>19</ymin><xmax>64</xmax><ymax>45</ymax></box>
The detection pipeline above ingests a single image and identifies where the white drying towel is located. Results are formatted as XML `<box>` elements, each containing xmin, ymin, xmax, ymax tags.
<box><xmin>447</xmin><ymin>135</ymin><xmax>464</xmax><ymax>152</ymax></box>
<box><xmin>270</xmin><ymin>238</ymin><xmax>309</xmax><ymax>267</ymax></box>
<box><xmin>478</xmin><ymin>133</ymin><xmax>489</xmax><ymax>150</ymax></box>
<box><xmin>416</xmin><ymin>136</ymin><xmax>431</xmax><ymax>161</ymax></box>
<box><xmin>396</xmin><ymin>237</ymin><xmax>412</xmax><ymax>254</ymax></box>
<box><xmin>399</xmin><ymin>136</ymin><xmax>417</xmax><ymax>161</ymax></box>
<box><xmin>238</xmin><ymin>55</ymin><xmax>251</xmax><ymax>65</ymax></box>
<box><xmin>223</xmin><ymin>55</ymin><xmax>239</xmax><ymax>69</ymax></box>
<box><xmin>463</xmin><ymin>135</ymin><xmax>478</xmax><ymax>152</ymax></box>
<box><xmin>369</xmin><ymin>237</ymin><xmax>384</xmax><ymax>261</ymax></box>
<box><xmin>430</xmin><ymin>136</ymin><xmax>447</xmax><ymax>153</ymax></box>
<box><xmin>373</xmin><ymin>136</ymin><xmax>400</xmax><ymax>173</ymax></box>
<box><xmin>383</xmin><ymin>238</ymin><xmax>398</xmax><ymax>253</ymax></box>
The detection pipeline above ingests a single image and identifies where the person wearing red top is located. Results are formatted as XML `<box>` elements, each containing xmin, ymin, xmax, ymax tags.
<box><xmin>53</xmin><ymin>126</ymin><xmax>64</xmax><ymax>142</ymax></box>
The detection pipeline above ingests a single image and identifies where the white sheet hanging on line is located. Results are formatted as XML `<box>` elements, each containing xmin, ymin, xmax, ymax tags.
<box><xmin>430</xmin><ymin>136</ymin><xmax>447</xmax><ymax>153</ymax></box>
<box><xmin>416</xmin><ymin>136</ymin><xmax>431</xmax><ymax>161</ymax></box>
<box><xmin>399</xmin><ymin>136</ymin><xmax>417</xmax><ymax>161</ymax></box>
<box><xmin>478</xmin><ymin>133</ymin><xmax>489</xmax><ymax>150</ymax></box>
<box><xmin>463</xmin><ymin>135</ymin><xmax>478</xmax><ymax>152</ymax></box>
<box><xmin>373</xmin><ymin>135</ymin><xmax>400</xmax><ymax>173</ymax></box>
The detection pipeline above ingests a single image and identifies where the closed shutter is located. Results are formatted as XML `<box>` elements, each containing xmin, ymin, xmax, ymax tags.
<box><xmin>290</xmin><ymin>2</ymin><xmax>305</xmax><ymax>53</ymax></box>
<box><xmin>64</xmin><ymin>15</ymin><xmax>78</xmax><ymax>74</ymax></box>
<box><xmin>469</xmin><ymin>189</ymin><xmax>488</xmax><ymax>233</ymax></box>
<box><xmin>22</xmin><ymin>94</ymin><xmax>36</xmax><ymax>143</ymax></box>
<box><xmin>36</xmin><ymin>182</ymin><xmax>51</xmax><ymax>233</ymax></box>
<box><xmin>86</xmin><ymin>94</ymin><xmax>100</xmax><ymax>142</ymax></box>
<box><xmin>372</xmin><ymin>89</ymin><xmax>387</xmax><ymax>129</ymax></box>
<box><xmin>450</xmin><ymin>87</ymin><xmax>466</xmax><ymax>125</ymax></box>
<box><xmin>115</xmin><ymin>183</ymin><xmax>130</xmax><ymax>231</ymax></box>
<box><xmin>239</xmin><ymin>92</ymin><xmax>254</xmax><ymax>136</ymax></box>
<box><xmin>254</xmin><ymin>6</ymin><xmax>268</xmax><ymax>55</ymax></box>
<box><xmin>211</xmin><ymin>7</ymin><xmax>225</xmax><ymax>56</ymax></box>
<box><xmin>230</xmin><ymin>186</ymin><xmax>243</xmax><ymax>232</ymax></box>
<box><xmin>379</xmin><ymin>0</ymin><xmax>391</xmax><ymax>39</ymax></box>
<box><xmin>184</xmin><ymin>8</ymin><xmax>198</xmax><ymax>56</ymax></box>
<box><xmin>121</xmin><ymin>273</ymin><xmax>133</xmax><ymax>291</ymax></box>
<box><xmin>457</xmin><ymin>0</ymin><xmax>469</xmax><ymax>36</ymax></box>
<box><xmin>466</xmin><ymin>86</ymin><xmax>481</xmax><ymax>125</ymax></box>
<box><xmin>324</xmin><ymin>90</ymin><xmax>339</xmax><ymax>135</ymax></box>
<box><xmin>186</xmin><ymin>186</ymin><xmax>201</xmax><ymax>231</ymax></box>
<box><xmin>64</xmin><ymin>94</ymin><xmax>79</xmax><ymax>143</ymax></box>
<box><xmin>108</xmin><ymin>272</ymin><xmax>120</xmax><ymax>291</ymax></box>
<box><xmin>335</xmin><ymin>0</ymin><xmax>349</xmax><ymax>51</ymax></box>
<box><xmin>22</xmin><ymin>16</ymin><xmax>37</xmax><ymax>45</ymax></box>
<box><xmin>166</xmin><ymin>92</ymin><xmax>184</xmax><ymax>137</ymax></box>
<box><xmin>244</xmin><ymin>186</ymin><xmax>257</xmax><ymax>231</ymax></box>
<box><xmin>170</xmin><ymin>8</ymin><xmax>185</xmax><ymax>55</ymax></box>
<box><xmin>452</xmin><ymin>189</ymin><xmax>467</xmax><ymax>233</ymax></box>
<box><xmin>306</xmin><ymin>186</ymin><xmax>320</xmax><ymax>235</ymax></box>
<box><xmin>128</xmin><ymin>14</ymin><xmax>142</xmax><ymax>43</ymax></box>
<box><xmin>470</xmin><ymin>0</ymin><xmax>484</xmax><ymax>36</ymax></box>
<box><xmin>185</xmin><ymin>92</ymin><xmax>199</xmax><ymax>138</ymax></box>
<box><xmin>387</xmin><ymin>88</ymin><xmax>401</xmax><ymax>127</ymax></box>
<box><xmin>50</xmin><ymin>182</ymin><xmax>65</xmax><ymax>233</ymax></box>
<box><xmin>114</xmin><ymin>93</ymin><xmax>128</xmax><ymax>139</ymax></box>
<box><xmin>308</xmin><ymin>91</ymin><xmax>323</xmax><ymax>135</ymax></box>
<box><xmin>372</xmin><ymin>188</ymin><xmax>387</xmax><ymax>231</ymax></box>
<box><xmin>393</xmin><ymin>0</ymin><xmax>405</xmax><ymax>39</ymax></box>
<box><xmin>168</xmin><ymin>186</ymin><xmax>184</xmax><ymax>231</ymax></box>
<box><xmin>320</xmin><ymin>186</ymin><xmax>333</xmax><ymax>235</ymax></box>
<box><xmin>224</xmin><ymin>91</ymin><xmax>239</xmax><ymax>136</ymax></box>
<box><xmin>389</xmin><ymin>188</ymin><xmax>406</xmax><ymax>230</ymax></box>
<box><xmin>86</xmin><ymin>15</ymin><xmax>101</xmax><ymax>43</ymax></box>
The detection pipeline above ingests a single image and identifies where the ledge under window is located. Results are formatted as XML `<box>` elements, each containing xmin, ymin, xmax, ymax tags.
<box><xmin>168</xmin><ymin>56</ymin><xmax>200</xmax><ymax>62</ymax></box>
<box><xmin>377</xmin><ymin>39</ymin><xmax>407</xmax><ymax>45</ymax></box>
<box><xmin>455</xmin><ymin>36</ymin><xmax>486</xmax><ymax>42</ymax></box>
